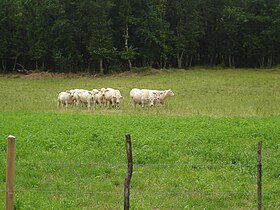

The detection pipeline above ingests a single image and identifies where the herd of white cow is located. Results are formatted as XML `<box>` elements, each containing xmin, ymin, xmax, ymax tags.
<box><xmin>58</xmin><ymin>87</ymin><xmax>175</xmax><ymax>109</ymax></box>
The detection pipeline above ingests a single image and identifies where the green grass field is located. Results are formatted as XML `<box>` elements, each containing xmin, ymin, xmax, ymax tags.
<box><xmin>1</xmin><ymin>69</ymin><xmax>280</xmax><ymax>209</ymax></box>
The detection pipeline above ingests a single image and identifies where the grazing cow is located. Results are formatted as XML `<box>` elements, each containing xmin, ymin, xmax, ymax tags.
<box><xmin>68</xmin><ymin>89</ymin><xmax>88</xmax><ymax>95</ymax></box>
<box><xmin>154</xmin><ymin>89</ymin><xmax>175</xmax><ymax>105</ymax></box>
<box><xmin>91</xmin><ymin>89</ymin><xmax>100</xmax><ymax>95</ymax></box>
<box><xmin>95</xmin><ymin>88</ymin><xmax>108</xmax><ymax>107</ymax></box>
<box><xmin>105</xmin><ymin>88</ymin><xmax>123</xmax><ymax>107</ymax></box>
<box><xmin>77</xmin><ymin>91</ymin><xmax>97</xmax><ymax>109</ymax></box>
<box><xmin>129</xmin><ymin>88</ymin><xmax>141</xmax><ymax>105</ymax></box>
<box><xmin>58</xmin><ymin>91</ymin><xmax>74</xmax><ymax>108</ymax></box>
<box><xmin>69</xmin><ymin>89</ymin><xmax>89</xmax><ymax>106</ymax></box>
<box><xmin>130</xmin><ymin>88</ymin><xmax>159</xmax><ymax>108</ymax></box>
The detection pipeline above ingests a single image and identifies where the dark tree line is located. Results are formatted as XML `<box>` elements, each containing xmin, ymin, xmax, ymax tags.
<box><xmin>0</xmin><ymin>0</ymin><xmax>279</xmax><ymax>73</ymax></box>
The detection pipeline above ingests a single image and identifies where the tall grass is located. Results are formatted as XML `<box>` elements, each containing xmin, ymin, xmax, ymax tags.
<box><xmin>0</xmin><ymin>69</ymin><xmax>280</xmax><ymax>209</ymax></box>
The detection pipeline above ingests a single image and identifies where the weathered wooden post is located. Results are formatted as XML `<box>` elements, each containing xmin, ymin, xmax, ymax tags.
<box><xmin>6</xmin><ymin>135</ymin><xmax>16</xmax><ymax>210</ymax></box>
<box><xmin>124</xmin><ymin>134</ymin><xmax>133</xmax><ymax>210</ymax></box>
<box><xmin>257</xmin><ymin>141</ymin><xmax>262</xmax><ymax>210</ymax></box>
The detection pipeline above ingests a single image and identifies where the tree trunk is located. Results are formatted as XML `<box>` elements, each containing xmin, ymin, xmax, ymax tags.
<box><xmin>267</xmin><ymin>54</ymin><xmax>272</xmax><ymax>68</ymax></box>
<box><xmin>221</xmin><ymin>55</ymin><xmax>225</xmax><ymax>66</ymax></box>
<box><xmin>162</xmin><ymin>55</ymin><xmax>167</xmax><ymax>69</ymax></box>
<box><xmin>214</xmin><ymin>53</ymin><xmax>219</xmax><ymax>65</ymax></box>
<box><xmin>124</xmin><ymin>25</ymin><xmax>132</xmax><ymax>70</ymax></box>
<box><xmin>209</xmin><ymin>55</ymin><xmax>213</xmax><ymax>66</ymax></box>
<box><xmin>87</xmin><ymin>59</ymin><xmax>91</xmax><ymax>72</ymax></box>
<box><xmin>185</xmin><ymin>55</ymin><xmax>189</xmax><ymax>68</ymax></box>
<box><xmin>177</xmin><ymin>51</ymin><xmax>184</xmax><ymax>69</ymax></box>
<box><xmin>99</xmin><ymin>58</ymin><xmax>104</xmax><ymax>74</ymax></box>
<box><xmin>159</xmin><ymin>55</ymin><xmax>163</xmax><ymax>69</ymax></box>
<box><xmin>149</xmin><ymin>59</ymin><xmax>153</xmax><ymax>67</ymax></box>
<box><xmin>13</xmin><ymin>56</ymin><xmax>18</xmax><ymax>72</ymax></box>
<box><xmin>2</xmin><ymin>58</ymin><xmax>6</xmax><ymax>72</ymax></box>
<box><xmin>42</xmin><ymin>60</ymin><xmax>45</xmax><ymax>71</ymax></box>
<box><xmin>197</xmin><ymin>53</ymin><xmax>201</xmax><ymax>62</ymax></box>
<box><xmin>260</xmin><ymin>55</ymin><xmax>265</xmax><ymax>68</ymax></box>
<box><xmin>189</xmin><ymin>55</ymin><xmax>193</xmax><ymax>67</ymax></box>
<box><xmin>228</xmin><ymin>55</ymin><xmax>232</xmax><ymax>67</ymax></box>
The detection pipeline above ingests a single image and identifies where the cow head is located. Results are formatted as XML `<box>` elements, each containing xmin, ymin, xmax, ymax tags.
<box><xmin>98</xmin><ymin>88</ymin><xmax>107</xmax><ymax>97</ymax></box>
<box><xmin>147</xmin><ymin>95</ymin><xmax>156</xmax><ymax>106</ymax></box>
<box><xmin>152</xmin><ymin>91</ymin><xmax>161</xmax><ymax>102</ymax></box>
<box><xmin>114</xmin><ymin>94</ymin><xmax>123</xmax><ymax>104</ymax></box>
<box><xmin>66</xmin><ymin>91</ymin><xmax>74</xmax><ymax>99</ymax></box>
<box><xmin>91</xmin><ymin>89</ymin><xmax>99</xmax><ymax>95</ymax></box>
<box><xmin>166</xmin><ymin>89</ymin><xmax>175</xmax><ymax>96</ymax></box>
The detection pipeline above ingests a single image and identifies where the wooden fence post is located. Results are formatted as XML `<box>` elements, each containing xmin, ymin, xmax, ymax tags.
<box><xmin>124</xmin><ymin>134</ymin><xmax>133</xmax><ymax>210</ymax></box>
<box><xmin>257</xmin><ymin>141</ymin><xmax>262</xmax><ymax>210</ymax></box>
<box><xmin>6</xmin><ymin>135</ymin><xmax>16</xmax><ymax>210</ymax></box>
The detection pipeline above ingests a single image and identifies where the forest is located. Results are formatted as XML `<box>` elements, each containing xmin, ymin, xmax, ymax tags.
<box><xmin>0</xmin><ymin>0</ymin><xmax>279</xmax><ymax>73</ymax></box>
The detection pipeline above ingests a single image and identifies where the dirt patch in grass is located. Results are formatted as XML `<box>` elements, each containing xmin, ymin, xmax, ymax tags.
<box><xmin>1</xmin><ymin>68</ymin><xmax>184</xmax><ymax>79</ymax></box>
<box><xmin>111</xmin><ymin>68</ymin><xmax>184</xmax><ymax>78</ymax></box>
<box><xmin>0</xmin><ymin>71</ymin><xmax>97</xmax><ymax>79</ymax></box>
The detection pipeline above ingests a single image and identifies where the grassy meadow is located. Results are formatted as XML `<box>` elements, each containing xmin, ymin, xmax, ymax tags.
<box><xmin>1</xmin><ymin>68</ymin><xmax>280</xmax><ymax>209</ymax></box>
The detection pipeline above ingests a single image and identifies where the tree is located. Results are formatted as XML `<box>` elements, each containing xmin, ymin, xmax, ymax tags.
<box><xmin>131</xmin><ymin>0</ymin><xmax>170</xmax><ymax>68</ymax></box>
<box><xmin>0</xmin><ymin>0</ymin><xmax>280</xmax><ymax>72</ymax></box>
<box><xmin>218</xmin><ymin>2</ymin><xmax>247</xmax><ymax>67</ymax></box>
<box><xmin>0</xmin><ymin>0</ymin><xmax>27</xmax><ymax>72</ymax></box>
<box><xmin>22</xmin><ymin>0</ymin><xmax>48</xmax><ymax>70</ymax></box>
<box><xmin>111</xmin><ymin>0</ymin><xmax>138</xmax><ymax>70</ymax></box>
<box><xmin>0</xmin><ymin>0</ymin><xmax>10</xmax><ymax>72</ymax></box>
<box><xmin>167</xmin><ymin>0</ymin><xmax>204</xmax><ymax>68</ymax></box>
<box><xmin>87</xmin><ymin>0</ymin><xmax>114</xmax><ymax>74</ymax></box>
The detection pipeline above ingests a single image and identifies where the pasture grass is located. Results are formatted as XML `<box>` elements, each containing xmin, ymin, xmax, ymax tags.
<box><xmin>0</xmin><ymin>68</ymin><xmax>280</xmax><ymax>209</ymax></box>
<box><xmin>1</xmin><ymin>68</ymin><xmax>280</xmax><ymax>116</ymax></box>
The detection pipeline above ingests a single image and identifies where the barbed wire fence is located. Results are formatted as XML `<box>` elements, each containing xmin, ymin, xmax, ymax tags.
<box><xmin>2</xmin><ymin>135</ymin><xmax>280</xmax><ymax>209</ymax></box>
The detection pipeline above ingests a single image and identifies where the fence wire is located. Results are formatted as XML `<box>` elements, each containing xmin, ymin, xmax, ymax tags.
<box><xmin>10</xmin><ymin>161</ymin><xmax>280</xmax><ymax>168</ymax></box>
<box><xmin>1</xmin><ymin>189</ymin><xmax>280</xmax><ymax>196</ymax></box>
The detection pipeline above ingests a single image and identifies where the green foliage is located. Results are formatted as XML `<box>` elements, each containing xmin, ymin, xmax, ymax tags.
<box><xmin>85</xmin><ymin>0</ymin><xmax>115</xmax><ymax>73</ymax></box>
<box><xmin>120</xmin><ymin>46</ymin><xmax>138</xmax><ymax>60</ymax></box>
<box><xmin>0</xmin><ymin>0</ymin><xmax>280</xmax><ymax>71</ymax></box>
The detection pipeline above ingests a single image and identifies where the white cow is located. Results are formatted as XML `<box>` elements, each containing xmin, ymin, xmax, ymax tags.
<box><xmin>77</xmin><ymin>91</ymin><xmax>97</xmax><ymax>109</ymax></box>
<box><xmin>105</xmin><ymin>88</ymin><xmax>123</xmax><ymax>107</ymax></box>
<box><xmin>68</xmin><ymin>89</ymin><xmax>88</xmax><ymax>95</ymax></box>
<box><xmin>129</xmin><ymin>88</ymin><xmax>140</xmax><ymax>105</ymax></box>
<box><xmin>130</xmin><ymin>88</ymin><xmax>159</xmax><ymax>108</ymax></box>
<box><xmin>91</xmin><ymin>89</ymin><xmax>100</xmax><ymax>95</ymax></box>
<box><xmin>69</xmin><ymin>89</ymin><xmax>89</xmax><ymax>106</ymax></box>
<box><xmin>95</xmin><ymin>88</ymin><xmax>108</xmax><ymax>107</ymax></box>
<box><xmin>140</xmin><ymin>89</ymin><xmax>162</xmax><ymax>106</ymax></box>
<box><xmin>154</xmin><ymin>89</ymin><xmax>175</xmax><ymax>105</ymax></box>
<box><xmin>58</xmin><ymin>91</ymin><xmax>74</xmax><ymax>108</ymax></box>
